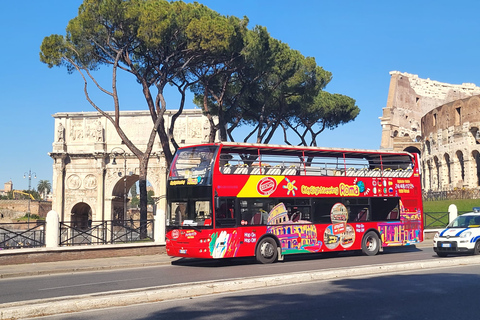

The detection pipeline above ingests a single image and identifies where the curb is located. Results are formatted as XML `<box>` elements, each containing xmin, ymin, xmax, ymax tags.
<box><xmin>2</xmin><ymin>255</ymin><xmax>480</xmax><ymax>319</ymax></box>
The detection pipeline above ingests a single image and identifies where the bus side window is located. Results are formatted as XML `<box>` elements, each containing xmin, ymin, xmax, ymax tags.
<box><xmin>355</xmin><ymin>208</ymin><xmax>369</xmax><ymax>222</ymax></box>
<box><xmin>216</xmin><ymin>199</ymin><xmax>236</xmax><ymax>227</ymax></box>
<box><xmin>250</xmin><ymin>210</ymin><xmax>268</xmax><ymax>225</ymax></box>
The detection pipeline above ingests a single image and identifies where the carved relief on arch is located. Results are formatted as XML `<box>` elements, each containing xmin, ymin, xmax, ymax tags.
<box><xmin>67</xmin><ymin>174</ymin><xmax>82</xmax><ymax>190</ymax></box>
<box><xmin>84</xmin><ymin>174</ymin><xmax>97</xmax><ymax>190</ymax></box>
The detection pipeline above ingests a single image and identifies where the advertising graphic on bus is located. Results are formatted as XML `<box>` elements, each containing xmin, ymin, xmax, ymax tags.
<box><xmin>165</xmin><ymin>142</ymin><xmax>423</xmax><ymax>263</ymax></box>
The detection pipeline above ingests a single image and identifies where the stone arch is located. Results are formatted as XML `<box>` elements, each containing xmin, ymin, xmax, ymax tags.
<box><xmin>444</xmin><ymin>153</ymin><xmax>452</xmax><ymax>185</ymax></box>
<box><xmin>71</xmin><ymin>202</ymin><xmax>92</xmax><ymax>230</ymax></box>
<box><xmin>433</xmin><ymin>156</ymin><xmax>440</xmax><ymax>190</ymax></box>
<box><xmin>472</xmin><ymin>150</ymin><xmax>480</xmax><ymax>187</ymax></box>
<box><xmin>111</xmin><ymin>174</ymin><xmax>140</xmax><ymax>221</ymax></box>
<box><xmin>455</xmin><ymin>150</ymin><xmax>465</xmax><ymax>186</ymax></box>
<box><xmin>426</xmin><ymin>159</ymin><xmax>433</xmax><ymax>191</ymax></box>
<box><xmin>404</xmin><ymin>146</ymin><xmax>421</xmax><ymax>156</ymax></box>
<box><xmin>425</xmin><ymin>140</ymin><xmax>431</xmax><ymax>155</ymax></box>
<box><xmin>50</xmin><ymin>107</ymin><xmax>211</xmax><ymax>247</ymax></box>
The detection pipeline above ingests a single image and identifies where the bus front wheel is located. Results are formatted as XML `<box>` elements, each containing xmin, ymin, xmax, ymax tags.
<box><xmin>256</xmin><ymin>237</ymin><xmax>278</xmax><ymax>264</ymax></box>
<box><xmin>361</xmin><ymin>231</ymin><xmax>380</xmax><ymax>256</ymax></box>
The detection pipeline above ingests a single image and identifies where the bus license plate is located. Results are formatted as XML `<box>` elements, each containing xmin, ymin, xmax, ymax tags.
<box><xmin>179</xmin><ymin>249</ymin><xmax>187</xmax><ymax>254</ymax></box>
<box><xmin>441</xmin><ymin>243</ymin><xmax>451</xmax><ymax>248</ymax></box>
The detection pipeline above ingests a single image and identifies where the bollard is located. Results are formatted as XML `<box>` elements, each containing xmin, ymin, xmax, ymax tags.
<box><xmin>45</xmin><ymin>210</ymin><xmax>60</xmax><ymax>248</ymax></box>
<box><xmin>448</xmin><ymin>204</ymin><xmax>458</xmax><ymax>224</ymax></box>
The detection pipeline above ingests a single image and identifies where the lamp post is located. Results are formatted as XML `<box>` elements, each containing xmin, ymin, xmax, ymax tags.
<box><xmin>111</xmin><ymin>148</ymin><xmax>127</xmax><ymax>220</ymax></box>
<box><xmin>23</xmin><ymin>169</ymin><xmax>36</xmax><ymax>225</ymax></box>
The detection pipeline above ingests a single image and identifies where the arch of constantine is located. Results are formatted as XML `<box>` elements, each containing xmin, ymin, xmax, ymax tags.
<box><xmin>49</xmin><ymin>109</ymin><xmax>210</xmax><ymax>229</ymax></box>
<box><xmin>380</xmin><ymin>71</ymin><xmax>480</xmax><ymax>192</ymax></box>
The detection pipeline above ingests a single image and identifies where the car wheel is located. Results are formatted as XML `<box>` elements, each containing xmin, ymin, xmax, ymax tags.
<box><xmin>436</xmin><ymin>252</ymin><xmax>448</xmax><ymax>257</ymax></box>
<box><xmin>474</xmin><ymin>241</ymin><xmax>480</xmax><ymax>255</ymax></box>
<box><xmin>256</xmin><ymin>237</ymin><xmax>278</xmax><ymax>264</ymax></box>
<box><xmin>361</xmin><ymin>231</ymin><xmax>380</xmax><ymax>256</ymax></box>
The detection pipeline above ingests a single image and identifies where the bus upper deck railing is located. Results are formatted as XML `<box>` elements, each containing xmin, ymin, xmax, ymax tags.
<box><xmin>220</xmin><ymin>163</ymin><xmax>413</xmax><ymax>178</ymax></box>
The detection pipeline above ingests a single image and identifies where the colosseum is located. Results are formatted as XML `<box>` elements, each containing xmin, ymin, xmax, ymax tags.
<box><xmin>380</xmin><ymin>71</ymin><xmax>480</xmax><ymax>192</ymax></box>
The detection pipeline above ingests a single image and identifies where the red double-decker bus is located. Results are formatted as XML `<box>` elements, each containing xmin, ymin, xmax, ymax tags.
<box><xmin>165</xmin><ymin>142</ymin><xmax>423</xmax><ymax>263</ymax></box>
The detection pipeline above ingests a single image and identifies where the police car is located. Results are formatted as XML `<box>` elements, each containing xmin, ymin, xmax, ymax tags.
<box><xmin>433</xmin><ymin>207</ymin><xmax>480</xmax><ymax>257</ymax></box>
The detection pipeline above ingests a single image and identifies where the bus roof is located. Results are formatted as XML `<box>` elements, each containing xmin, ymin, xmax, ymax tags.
<box><xmin>181</xmin><ymin>142</ymin><xmax>415</xmax><ymax>159</ymax></box>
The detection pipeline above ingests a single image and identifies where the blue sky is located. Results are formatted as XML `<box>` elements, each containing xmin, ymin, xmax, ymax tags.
<box><xmin>1</xmin><ymin>0</ymin><xmax>480</xmax><ymax>191</ymax></box>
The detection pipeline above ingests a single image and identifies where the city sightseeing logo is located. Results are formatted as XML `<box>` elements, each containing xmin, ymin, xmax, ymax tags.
<box><xmin>257</xmin><ymin>177</ymin><xmax>277</xmax><ymax>196</ymax></box>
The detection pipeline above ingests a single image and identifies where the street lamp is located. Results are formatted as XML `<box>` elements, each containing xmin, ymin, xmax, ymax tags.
<box><xmin>23</xmin><ymin>169</ymin><xmax>37</xmax><ymax>192</ymax></box>
<box><xmin>23</xmin><ymin>169</ymin><xmax>36</xmax><ymax>225</ymax></box>
<box><xmin>111</xmin><ymin>147</ymin><xmax>127</xmax><ymax>220</ymax></box>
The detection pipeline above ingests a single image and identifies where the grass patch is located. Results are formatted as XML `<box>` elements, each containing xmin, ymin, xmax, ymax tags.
<box><xmin>423</xmin><ymin>198</ymin><xmax>480</xmax><ymax>229</ymax></box>
<box><xmin>17</xmin><ymin>213</ymin><xmax>44</xmax><ymax>221</ymax></box>
<box><xmin>423</xmin><ymin>198</ymin><xmax>480</xmax><ymax>214</ymax></box>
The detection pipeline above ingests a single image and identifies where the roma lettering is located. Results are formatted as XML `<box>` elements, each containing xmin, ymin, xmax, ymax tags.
<box><xmin>339</xmin><ymin>183</ymin><xmax>360</xmax><ymax>196</ymax></box>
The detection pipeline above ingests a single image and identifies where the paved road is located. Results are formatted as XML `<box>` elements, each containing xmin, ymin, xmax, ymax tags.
<box><xmin>3</xmin><ymin>244</ymin><xmax>480</xmax><ymax>319</ymax></box>
<box><xmin>27</xmin><ymin>263</ymin><xmax>480</xmax><ymax>320</ymax></box>
<box><xmin>1</xmin><ymin>245</ymin><xmax>432</xmax><ymax>304</ymax></box>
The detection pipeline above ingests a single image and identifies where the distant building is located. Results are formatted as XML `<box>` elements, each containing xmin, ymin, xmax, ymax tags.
<box><xmin>0</xmin><ymin>181</ymin><xmax>13</xmax><ymax>197</ymax></box>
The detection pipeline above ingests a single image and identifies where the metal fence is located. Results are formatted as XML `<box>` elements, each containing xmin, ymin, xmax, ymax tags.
<box><xmin>423</xmin><ymin>211</ymin><xmax>470</xmax><ymax>229</ymax></box>
<box><xmin>0</xmin><ymin>221</ymin><xmax>46</xmax><ymax>249</ymax></box>
<box><xmin>424</xmin><ymin>212</ymin><xmax>449</xmax><ymax>229</ymax></box>
<box><xmin>423</xmin><ymin>189</ymin><xmax>480</xmax><ymax>201</ymax></box>
<box><xmin>59</xmin><ymin>219</ymin><xmax>155</xmax><ymax>246</ymax></box>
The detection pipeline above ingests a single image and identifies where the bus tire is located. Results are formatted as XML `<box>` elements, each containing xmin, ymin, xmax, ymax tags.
<box><xmin>361</xmin><ymin>231</ymin><xmax>380</xmax><ymax>256</ymax></box>
<box><xmin>256</xmin><ymin>237</ymin><xmax>278</xmax><ymax>264</ymax></box>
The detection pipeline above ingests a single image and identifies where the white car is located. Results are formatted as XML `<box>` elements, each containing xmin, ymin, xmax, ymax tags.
<box><xmin>433</xmin><ymin>208</ymin><xmax>480</xmax><ymax>257</ymax></box>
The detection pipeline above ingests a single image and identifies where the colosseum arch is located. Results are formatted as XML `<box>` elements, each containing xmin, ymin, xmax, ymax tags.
<box><xmin>455</xmin><ymin>150</ymin><xmax>465</xmax><ymax>187</ymax></box>
<box><xmin>49</xmin><ymin>110</ymin><xmax>212</xmax><ymax>228</ymax></box>
<box><xmin>433</xmin><ymin>156</ymin><xmax>440</xmax><ymax>190</ymax></box>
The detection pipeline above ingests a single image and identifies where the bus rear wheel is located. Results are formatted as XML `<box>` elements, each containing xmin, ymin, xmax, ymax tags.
<box><xmin>362</xmin><ymin>231</ymin><xmax>380</xmax><ymax>256</ymax></box>
<box><xmin>256</xmin><ymin>237</ymin><xmax>278</xmax><ymax>264</ymax></box>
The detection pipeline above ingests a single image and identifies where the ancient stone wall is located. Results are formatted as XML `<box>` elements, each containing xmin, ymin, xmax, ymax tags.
<box><xmin>421</xmin><ymin>95</ymin><xmax>480</xmax><ymax>191</ymax></box>
<box><xmin>0</xmin><ymin>200</ymin><xmax>52</xmax><ymax>220</ymax></box>
<box><xmin>380</xmin><ymin>71</ymin><xmax>480</xmax><ymax>151</ymax></box>
<box><xmin>380</xmin><ymin>71</ymin><xmax>480</xmax><ymax>192</ymax></box>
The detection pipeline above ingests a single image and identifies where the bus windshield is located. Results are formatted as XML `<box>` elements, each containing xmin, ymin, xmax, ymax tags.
<box><xmin>168</xmin><ymin>200</ymin><xmax>213</xmax><ymax>228</ymax></box>
<box><xmin>169</xmin><ymin>145</ymin><xmax>217</xmax><ymax>183</ymax></box>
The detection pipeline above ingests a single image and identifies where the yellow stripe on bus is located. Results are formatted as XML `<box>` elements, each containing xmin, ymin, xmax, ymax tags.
<box><xmin>237</xmin><ymin>175</ymin><xmax>285</xmax><ymax>197</ymax></box>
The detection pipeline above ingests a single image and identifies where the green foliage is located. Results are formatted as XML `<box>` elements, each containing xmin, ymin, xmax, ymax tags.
<box><xmin>130</xmin><ymin>183</ymin><xmax>137</xmax><ymax>198</ymax></box>
<box><xmin>18</xmin><ymin>213</ymin><xmax>43</xmax><ymax>221</ymax></box>
<box><xmin>147</xmin><ymin>190</ymin><xmax>155</xmax><ymax>205</ymax></box>
<box><xmin>130</xmin><ymin>196</ymin><xmax>140</xmax><ymax>207</ymax></box>
<box><xmin>37</xmin><ymin>180</ymin><xmax>52</xmax><ymax>199</ymax></box>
